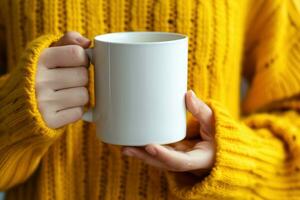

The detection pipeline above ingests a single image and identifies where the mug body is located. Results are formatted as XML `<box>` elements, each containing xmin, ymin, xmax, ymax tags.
<box><xmin>92</xmin><ymin>32</ymin><xmax>188</xmax><ymax>146</ymax></box>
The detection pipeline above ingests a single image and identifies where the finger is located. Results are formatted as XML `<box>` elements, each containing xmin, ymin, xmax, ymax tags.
<box><xmin>145</xmin><ymin>143</ymin><xmax>214</xmax><ymax>171</ymax></box>
<box><xmin>45</xmin><ymin>67</ymin><xmax>88</xmax><ymax>90</ymax></box>
<box><xmin>52</xmin><ymin>31</ymin><xmax>91</xmax><ymax>48</ymax></box>
<box><xmin>185</xmin><ymin>90</ymin><xmax>214</xmax><ymax>138</ymax></box>
<box><xmin>40</xmin><ymin>45</ymin><xmax>89</xmax><ymax>68</ymax></box>
<box><xmin>145</xmin><ymin>144</ymin><xmax>188</xmax><ymax>171</ymax></box>
<box><xmin>54</xmin><ymin>87</ymin><xmax>89</xmax><ymax>110</ymax></box>
<box><xmin>45</xmin><ymin>107</ymin><xmax>84</xmax><ymax>129</ymax></box>
<box><xmin>186</xmin><ymin>141</ymin><xmax>215</xmax><ymax>169</ymax></box>
<box><xmin>122</xmin><ymin>147</ymin><xmax>167</xmax><ymax>170</ymax></box>
<box><xmin>50</xmin><ymin>87</ymin><xmax>89</xmax><ymax>111</ymax></box>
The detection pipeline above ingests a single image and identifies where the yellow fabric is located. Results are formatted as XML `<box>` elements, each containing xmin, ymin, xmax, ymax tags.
<box><xmin>0</xmin><ymin>0</ymin><xmax>300</xmax><ymax>199</ymax></box>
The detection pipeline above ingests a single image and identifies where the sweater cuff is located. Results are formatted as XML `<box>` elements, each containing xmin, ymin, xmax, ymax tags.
<box><xmin>0</xmin><ymin>33</ymin><xmax>64</xmax><ymax>142</ymax></box>
<box><xmin>165</xmin><ymin>100</ymin><xmax>298</xmax><ymax>199</ymax></box>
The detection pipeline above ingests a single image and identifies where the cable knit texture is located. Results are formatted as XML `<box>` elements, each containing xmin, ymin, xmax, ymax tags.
<box><xmin>0</xmin><ymin>0</ymin><xmax>300</xmax><ymax>199</ymax></box>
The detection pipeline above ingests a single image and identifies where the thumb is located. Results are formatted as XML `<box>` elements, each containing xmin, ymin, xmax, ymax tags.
<box><xmin>186</xmin><ymin>90</ymin><xmax>214</xmax><ymax>140</ymax></box>
<box><xmin>52</xmin><ymin>31</ymin><xmax>91</xmax><ymax>48</ymax></box>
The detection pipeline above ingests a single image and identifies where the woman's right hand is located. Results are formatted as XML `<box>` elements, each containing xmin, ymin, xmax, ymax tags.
<box><xmin>36</xmin><ymin>32</ymin><xmax>91</xmax><ymax>129</ymax></box>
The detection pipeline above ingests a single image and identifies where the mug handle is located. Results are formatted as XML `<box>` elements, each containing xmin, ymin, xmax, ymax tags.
<box><xmin>82</xmin><ymin>48</ymin><xmax>95</xmax><ymax>122</ymax></box>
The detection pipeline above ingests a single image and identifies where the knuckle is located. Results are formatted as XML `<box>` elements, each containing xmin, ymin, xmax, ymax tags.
<box><xmin>74</xmin><ymin>107</ymin><xmax>84</xmax><ymax>119</ymax></box>
<box><xmin>79</xmin><ymin>87</ymin><xmax>89</xmax><ymax>104</ymax></box>
<box><xmin>77</xmin><ymin>67</ymin><xmax>89</xmax><ymax>85</ymax></box>
<box><xmin>69</xmin><ymin>45</ymin><xmax>84</xmax><ymax>59</ymax></box>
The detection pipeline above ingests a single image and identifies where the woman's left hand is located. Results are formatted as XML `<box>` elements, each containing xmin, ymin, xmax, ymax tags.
<box><xmin>122</xmin><ymin>90</ymin><xmax>216</xmax><ymax>175</ymax></box>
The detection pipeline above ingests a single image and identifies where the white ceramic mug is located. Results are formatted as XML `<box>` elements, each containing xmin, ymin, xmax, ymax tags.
<box><xmin>83</xmin><ymin>32</ymin><xmax>188</xmax><ymax>146</ymax></box>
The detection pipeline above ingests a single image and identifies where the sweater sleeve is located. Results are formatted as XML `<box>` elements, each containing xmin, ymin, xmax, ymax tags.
<box><xmin>165</xmin><ymin>0</ymin><xmax>300</xmax><ymax>199</ymax></box>
<box><xmin>166</xmin><ymin>101</ymin><xmax>300</xmax><ymax>199</ymax></box>
<box><xmin>0</xmin><ymin>33</ymin><xmax>64</xmax><ymax>190</ymax></box>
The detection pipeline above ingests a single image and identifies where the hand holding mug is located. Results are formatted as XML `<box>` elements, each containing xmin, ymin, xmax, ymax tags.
<box><xmin>36</xmin><ymin>32</ymin><xmax>91</xmax><ymax>128</ymax></box>
<box><xmin>123</xmin><ymin>90</ymin><xmax>215</xmax><ymax>175</ymax></box>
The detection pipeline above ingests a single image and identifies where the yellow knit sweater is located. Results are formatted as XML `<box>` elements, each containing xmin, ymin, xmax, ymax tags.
<box><xmin>1</xmin><ymin>0</ymin><xmax>300</xmax><ymax>199</ymax></box>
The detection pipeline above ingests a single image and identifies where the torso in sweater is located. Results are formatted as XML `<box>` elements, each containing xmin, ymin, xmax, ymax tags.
<box><xmin>2</xmin><ymin>0</ymin><xmax>299</xmax><ymax>199</ymax></box>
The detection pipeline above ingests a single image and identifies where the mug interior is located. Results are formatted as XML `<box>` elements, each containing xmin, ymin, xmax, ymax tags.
<box><xmin>94</xmin><ymin>32</ymin><xmax>187</xmax><ymax>44</ymax></box>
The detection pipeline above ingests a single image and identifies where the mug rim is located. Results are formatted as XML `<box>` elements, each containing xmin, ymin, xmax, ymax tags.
<box><xmin>94</xmin><ymin>31</ymin><xmax>188</xmax><ymax>45</ymax></box>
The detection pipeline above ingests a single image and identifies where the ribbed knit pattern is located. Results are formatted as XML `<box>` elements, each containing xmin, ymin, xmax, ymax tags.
<box><xmin>0</xmin><ymin>0</ymin><xmax>300</xmax><ymax>199</ymax></box>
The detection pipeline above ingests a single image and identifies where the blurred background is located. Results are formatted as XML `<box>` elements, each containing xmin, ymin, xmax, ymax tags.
<box><xmin>0</xmin><ymin>193</ymin><xmax>4</xmax><ymax>199</ymax></box>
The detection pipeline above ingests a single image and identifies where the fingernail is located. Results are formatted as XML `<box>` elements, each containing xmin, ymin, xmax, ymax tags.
<box><xmin>146</xmin><ymin>146</ymin><xmax>157</xmax><ymax>156</ymax></box>
<box><xmin>76</xmin><ymin>37</ymin><xmax>90</xmax><ymax>44</ymax></box>
<box><xmin>189</xmin><ymin>90</ymin><xmax>198</xmax><ymax>109</ymax></box>
<box><xmin>123</xmin><ymin>150</ymin><xmax>134</xmax><ymax>157</ymax></box>
<box><xmin>190</xmin><ymin>90</ymin><xmax>196</xmax><ymax>99</ymax></box>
